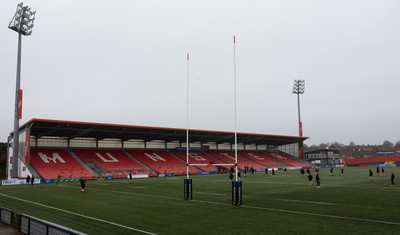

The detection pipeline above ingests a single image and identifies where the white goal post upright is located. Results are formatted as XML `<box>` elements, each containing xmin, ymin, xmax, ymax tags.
<box><xmin>184</xmin><ymin>53</ymin><xmax>193</xmax><ymax>200</ymax></box>
<box><xmin>232</xmin><ymin>35</ymin><xmax>242</xmax><ymax>205</ymax></box>
<box><xmin>233</xmin><ymin>35</ymin><xmax>238</xmax><ymax>182</ymax></box>
<box><xmin>186</xmin><ymin>52</ymin><xmax>190</xmax><ymax>180</ymax></box>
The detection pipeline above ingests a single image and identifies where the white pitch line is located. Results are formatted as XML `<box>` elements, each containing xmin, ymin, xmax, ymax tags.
<box><xmin>91</xmin><ymin>183</ymin><xmax>109</xmax><ymax>186</ymax></box>
<box><xmin>277</xmin><ymin>199</ymin><xmax>336</xmax><ymax>205</ymax></box>
<box><xmin>208</xmin><ymin>180</ymin><xmax>306</xmax><ymax>186</ymax></box>
<box><xmin>195</xmin><ymin>191</ymin><xmax>226</xmax><ymax>196</ymax></box>
<box><xmin>191</xmin><ymin>199</ymin><xmax>400</xmax><ymax>226</ymax></box>
<box><xmin>240</xmin><ymin>204</ymin><xmax>400</xmax><ymax>226</ymax></box>
<box><xmin>0</xmin><ymin>193</ymin><xmax>157</xmax><ymax>235</ymax></box>
<box><xmin>124</xmin><ymin>184</ymin><xmax>165</xmax><ymax>188</ymax></box>
<box><xmin>60</xmin><ymin>185</ymin><xmax>181</xmax><ymax>201</ymax></box>
<box><xmin>124</xmin><ymin>186</ymin><xmax>146</xmax><ymax>189</ymax></box>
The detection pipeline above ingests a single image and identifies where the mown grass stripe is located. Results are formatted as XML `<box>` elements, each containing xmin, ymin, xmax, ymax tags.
<box><xmin>0</xmin><ymin>193</ymin><xmax>157</xmax><ymax>235</ymax></box>
<box><xmin>277</xmin><ymin>198</ymin><xmax>336</xmax><ymax>205</ymax></box>
<box><xmin>60</xmin><ymin>184</ymin><xmax>400</xmax><ymax>227</ymax></box>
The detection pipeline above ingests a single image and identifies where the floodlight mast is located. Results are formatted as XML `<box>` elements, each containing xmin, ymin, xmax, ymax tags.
<box><xmin>292</xmin><ymin>80</ymin><xmax>305</xmax><ymax>159</ymax></box>
<box><xmin>8</xmin><ymin>3</ymin><xmax>36</xmax><ymax>178</ymax></box>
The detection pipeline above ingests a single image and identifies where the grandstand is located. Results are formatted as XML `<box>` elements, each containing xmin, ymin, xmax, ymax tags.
<box><xmin>6</xmin><ymin>119</ymin><xmax>308</xmax><ymax>180</ymax></box>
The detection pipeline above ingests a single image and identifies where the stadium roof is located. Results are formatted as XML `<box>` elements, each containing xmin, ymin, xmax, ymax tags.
<box><xmin>304</xmin><ymin>148</ymin><xmax>340</xmax><ymax>154</ymax></box>
<box><xmin>15</xmin><ymin>118</ymin><xmax>308</xmax><ymax>146</ymax></box>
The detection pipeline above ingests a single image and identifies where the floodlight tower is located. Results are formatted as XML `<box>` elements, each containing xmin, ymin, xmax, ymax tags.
<box><xmin>8</xmin><ymin>3</ymin><xmax>36</xmax><ymax>178</ymax></box>
<box><xmin>292</xmin><ymin>80</ymin><xmax>305</xmax><ymax>159</ymax></box>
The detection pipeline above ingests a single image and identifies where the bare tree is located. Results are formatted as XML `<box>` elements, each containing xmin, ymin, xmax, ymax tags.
<box><xmin>394</xmin><ymin>141</ymin><xmax>400</xmax><ymax>149</ymax></box>
<box><xmin>303</xmin><ymin>144</ymin><xmax>309</xmax><ymax>152</ymax></box>
<box><xmin>330</xmin><ymin>142</ymin><xmax>341</xmax><ymax>148</ymax></box>
<box><xmin>382</xmin><ymin>140</ymin><xmax>394</xmax><ymax>150</ymax></box>
<box><xmin>310</xmin><ymin>144</ymin><xmax>318</xmax><ymax>150</ymax></box>
<box><xmin>319</xmin><ymin>143</ymin><xmax>329</xmax><ymax>149</ymax></box>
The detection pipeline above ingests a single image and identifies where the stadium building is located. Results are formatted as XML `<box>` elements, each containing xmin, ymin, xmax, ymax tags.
<box><xmin>303</xmin><ymin>148</ymin><xmax>341</xmax><ymax>166</ymax></box>
<box><xmin>6</xmin><ymin>118</ymin><xmax>309</xmax><ymax>181</ymax></box>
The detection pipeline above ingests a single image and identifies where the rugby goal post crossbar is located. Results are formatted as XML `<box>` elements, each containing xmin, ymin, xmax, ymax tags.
<box><xmin>187</xmin><ymin>163</ymin><xmax>236</xmax><ymax>166</ymax></box>
<box><xmin>211</xmin><ymin>163</ymin><xmax>236</xmax><ymax>166</ymax></box>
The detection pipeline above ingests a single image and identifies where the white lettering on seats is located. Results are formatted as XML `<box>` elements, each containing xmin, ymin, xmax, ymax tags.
<box><xmin>248</xmin><ymin>153</ymin><xmax>264</xmax><ymax>160</ymax></box>
<box><xmin>272</xmin><ymin>153</ymin><xmax>284</xmax><ymax>159</ymax></box>
<box><xmin>189</xmin><ymin>153</ymin><xmax>206</xmax><ymax>161</ymax></box>
<box><xmin>95</xmin><ymin>153</ymin><xmax>119</xmax><ymax>162</ymax></box>
<box><xmin>144</xmin><ymin>153</ymin><xmax>166</xmax><ymax>162</ymax></box>
<box><xmin>38</xmin><ymin>152</ymin><xmax>65</xmax><ymax>163</ymax></box>
<box><xmin>220</xmin><ymin>153</ymin><xmax>235</xmax><ymax>160</ymax></box>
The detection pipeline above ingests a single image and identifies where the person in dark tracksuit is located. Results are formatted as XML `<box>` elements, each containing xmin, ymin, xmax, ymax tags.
<box><xmin>369</xmin><ymin>169</ymin><xmax>373</xmax><ymax>182</ymax></box>
<box><xmin>80</xmin><ymin>178</ymin><xmax>86</xmax><ymax>193</ymax></box>
<box><xmin>56</xmin><ymin>175</ymin><xmax>61</xmax><ymax>185</ymax></box>
<box><xmin>316</xmin><ymin>173</ymin><xmax>321</xmax><ymax>188</ymax></box>
<box><xmin>26</xmin><ymin>175</ymin><xmax>31</xmax><ymax>185</ymax></box>
<box><xmin>308</xmin><ymin>174</ymin><xmax>313</xmax><ymax>185</ymax></box>
<box><xmin>390</xmin><ymin>172</ymin><xmax>395</xmax><ymax>186</ymax></box>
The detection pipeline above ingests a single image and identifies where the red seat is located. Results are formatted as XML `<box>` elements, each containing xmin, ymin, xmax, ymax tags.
<box><xmin>30</xmin><ymin>149</ymin><xmax>96</xmax><ymax>179</ymax></box>
<box><xmin>127</xmin><ymin>150</ymin><xmax>196</xmax><ymax>175</ymax></box>
<box><xmin>74</xmin><ymin>149</ymin><xmax>149</xmax><ymax>176</ymax></box>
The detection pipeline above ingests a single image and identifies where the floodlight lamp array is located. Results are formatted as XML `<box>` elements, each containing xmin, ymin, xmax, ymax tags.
<box><xmin>8</xmin><ymin>2</ymin><xmax>36</xmax><ymax>36</ymax></box>
<box><xmin>292</xmin><ymin>80</ymin><xmax>305</xmax><ymax>94</ymax></box>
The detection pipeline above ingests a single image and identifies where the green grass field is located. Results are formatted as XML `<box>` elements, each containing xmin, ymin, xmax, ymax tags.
<box><xmin>0</xmin><ymin>167</ymin><xmax>399</xmax><ymax>235</ymax></box>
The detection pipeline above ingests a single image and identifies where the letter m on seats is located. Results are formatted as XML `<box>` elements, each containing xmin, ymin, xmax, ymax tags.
<box><xmin>38</xmin><ymin>152</ymin><xmax>65</xmax><ymax>163</ymax></box>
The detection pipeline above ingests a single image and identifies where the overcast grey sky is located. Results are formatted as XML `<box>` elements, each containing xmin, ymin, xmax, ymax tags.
<box><xmin>1</xmin><ymin>0</ymin><xmax>400</xmax><ymax>146</ymax></box>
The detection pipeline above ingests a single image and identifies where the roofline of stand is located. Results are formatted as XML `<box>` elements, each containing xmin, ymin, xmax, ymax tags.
<box><xmin>12</xmin><ymin>118</ymin><xmax>308</xmax><ymax>141</ymax></box>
